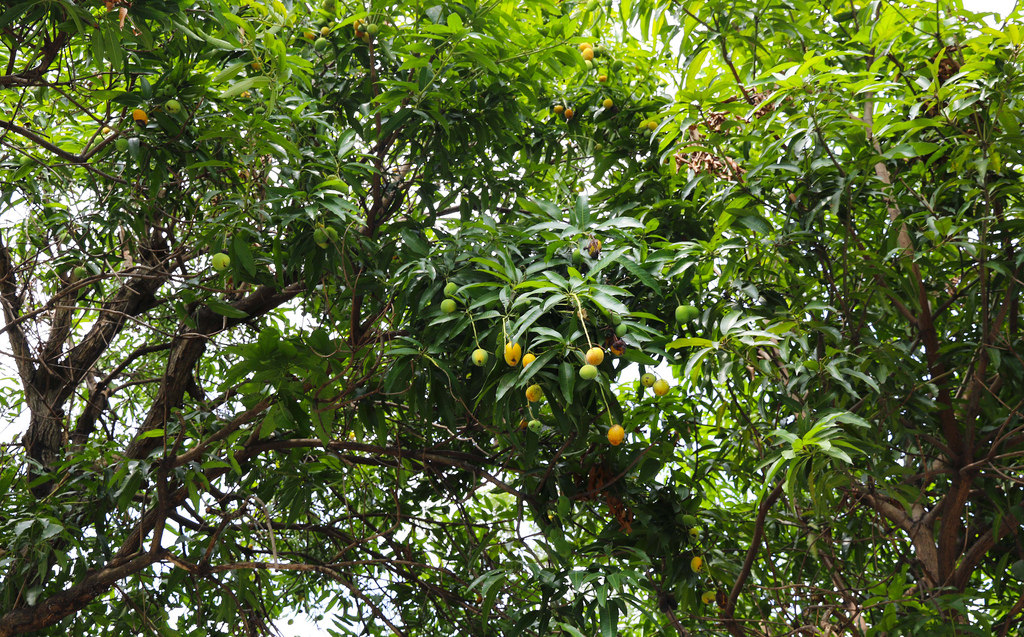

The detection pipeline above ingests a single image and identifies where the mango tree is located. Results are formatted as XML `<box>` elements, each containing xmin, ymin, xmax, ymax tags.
<box><xmin>1</xmin><ymin>1</ymin><xmax>1022</xmax><ymax>636</ymax></box>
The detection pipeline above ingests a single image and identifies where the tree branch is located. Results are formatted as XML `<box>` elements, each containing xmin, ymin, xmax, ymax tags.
<box><xmin>0</xmin><ymin>552</ymin><xmax>162</xmax><ymax>637</ymax></box>
<box><xmin>721</xmin><ymin>483</ymin><xmax>783</xmax><ymax>637</ymax></box>
<box><xmin>0</xmin><ymin>31</ymin><xmax>71</xmax><ymax>88</ymax></box>
<box><xmin>863</xmin><ymin>89</ymin><xmax>971</xmax><ymax>585</ymax></box>
<box><xmin>123</xmin><ymin>282</ymin><xmax>303</xmax><ymax>460</ymax></box>
<box><xmin>851</xmin><ymin>487</ymin><xmax>939</xmax><ymax>589</ymax></box>
<box><xmin>952</xmin><ymin>512</ymin><xmax>1019</xmax><ymax>591</ymax></box>
<box><xmin>0</xmin><ymin>117</ymin><xmax>114</xmax><ymax>164</ymax></box>
<box><xmin>999</xmin><ymin>589</ymin><xmax>1024</xmax><ymax>637</ymax></box>
<box><xmin>245</xmin><ymin>438</ymin><xmax>524</xmax><ymax>499</ymax></box>
<box><xmin>0</xmin><ymin>234</ymin><xmax>34</xmax><ymax>387</ymax></box>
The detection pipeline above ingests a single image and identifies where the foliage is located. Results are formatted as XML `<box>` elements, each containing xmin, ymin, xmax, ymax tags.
<box><xmin>1</xmin><ymin>0</ymin><xmax>1023</xmax><ymax>636</ymax></box>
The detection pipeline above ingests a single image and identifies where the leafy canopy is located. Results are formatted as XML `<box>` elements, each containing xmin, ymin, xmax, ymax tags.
<box><xmin>1</xmin><ymin>0</ymin><xmax>1023</xmax><ymax>636</ymax></box>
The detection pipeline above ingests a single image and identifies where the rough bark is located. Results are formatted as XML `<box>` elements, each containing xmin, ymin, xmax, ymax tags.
<box><xmin>123</xmin><ymin>282</ymin><xmax>303</xmax><ymax>460</ymax></box>
<box><xmin>22</xmin><ymin>255</ymin><xmax>172</xmax><ymax>495</ymax></box>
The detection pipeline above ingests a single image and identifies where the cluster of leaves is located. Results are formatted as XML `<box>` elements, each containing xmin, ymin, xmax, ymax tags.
<box><xmin>1</xmin><ymin>0</ymin><xmax>1023</xmax><ymax>636</ymax></box>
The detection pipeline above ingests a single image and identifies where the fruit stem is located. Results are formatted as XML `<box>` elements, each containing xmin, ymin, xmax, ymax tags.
<box><xmin>468</xmin><ymin>308</ymin><xmax>480</xmax><ymax>348</ymax></box>
<box><xmin>599</xmin><ymin>385</ymin><xmax>616</xmax><ymax>429</ymax></box>
<box><xmin>570</xmin><ymin>293</ymin><xmax>594</xmax><ymax>350</ymax></box>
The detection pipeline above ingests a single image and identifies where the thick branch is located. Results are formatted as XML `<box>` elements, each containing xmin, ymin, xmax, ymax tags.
<box><xmin>853</xmin><ymin>488</ymin><xmax>940</xmax><ymax>589</ymax></box>
<box><xmin>720</xmin><ymin>483</ymin><xmax>783</xmax><ymax>637</ymax></box>
<box><xmin>0</xmin><ymin>31</ymin><xmax>71</xmax><ymax>88</ymax></box>
<box><xmin>952</xmin><ymin>512</ymin><xmax>1020</xmax><ymax>591</ymax></box>
<box><xmin>962</xmin><ymin>273</ymin><xmax>1016</xmax><ymax>434</ymax></box>
<box><xmin>936</xmin><ymin>476</ymin><xmax>972</xmax><ymax>585</ymax></box>
<box><xmin>999</xmin><ymin>590</ymin><xmax>1024</xmax><ymax>637</ymax></box>
<box><xmin>245</xmin><ymin>438</ymin><xmax>523</xmax><ymax>498</ymax></box>
<box><xmin>40</xmin><ymin>299</ymin><xmax>73</xmax><ymax>367</ymax></box>
<box><xmin>0</xmin><ymin>552</ymin><xmax>161</xmax><ymax>637</ymax></box>
<box><xmin>71</xmin><ymin>342</ymin><xmax>174</xmax><ymax>446</ymax></box>
<box><xmin>22</xmin><ymin>257</ymin><xmax>173</xmax><ymax>492</ymax></box>
<box><xmin>864</xmin><ymin>99</ymin><xmax>964</xmax><ymax>461</ymax></box>
<box><xmin>123</xmin><ymin>283</ymin><xmax>303</xmax><ymax>460</ymax></box>
<box><xmin>62</xmin><ymin>266</ymin><xmax>172</xmax><ymax>391</ymax></box>
<box><xmin>864</xmin><ymin>91</ymin><xmax>971</xmax><ymax>585</ymax></box>
<box><xmin>0</xmin><ymin>118</ymin><xmax>115</xmax><ymax>164</ymax></box>
<box><xmin>0</xmin><ymin>236</ymin><xmax>34</xmax><ymax>386</ymax></box>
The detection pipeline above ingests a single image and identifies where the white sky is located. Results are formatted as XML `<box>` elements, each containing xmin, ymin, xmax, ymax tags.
<box><xmin>966</xmin><ymin>0</ymin><xmax>1019</xmax><ymax>17</ymax></box>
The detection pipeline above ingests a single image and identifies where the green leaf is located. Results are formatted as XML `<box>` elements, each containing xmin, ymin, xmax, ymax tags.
<box><xmin>558</xmin><ymin>360</ymin><xmax>575</xmax><ymax>404</ymax></box>
<box><xmin>232</xmin><ymin>233</ymin><xmax>257</xmax><ymax>276</ymax></box>
<box><xmin>556</xmin><ymin>623</ymin><xmax>587</xmax><ymax>637</ymax></box>
<box><xmin>821</xmin><ymin>446</ymin><xmax>853</xmax><ymax>464</ymax></box>
<box><xmin>600</xmin><ymin>598</ymin><xmax>618</xmax><ymax>636</ymax></box>
<box><xmin>219</xmin><ymin>76</ymin><xmax>273</xmax><ymax>99</ymax></box>
<box><xmin>616</xmin><ymin>256</ymin><xmax>662</xmax><ymax>294</ymax></box>
<box><xmin>494</xmin><ymin>370</ymin><xmax>518</xmax><ymax>403</ymax></box>
<box><xmin>666</xmin><ymin>337</ymin><xmax>716</xmax><ymax>350</ymax></box>
<box><xmin>206</xmin><ymin>298</ymin><xmax>249</xmax><ymax>318</ymax></box>
<box><xmin>260</xmin><ymin>404</ymin><xmax>290</xmax><ymax>438</ymax></box>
